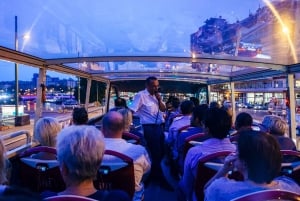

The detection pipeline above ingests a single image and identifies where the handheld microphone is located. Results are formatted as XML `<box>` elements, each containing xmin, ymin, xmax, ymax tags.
<box><xmin>155</xmin><ymin>87</ymin><xmax>161</xmax><ymax>94</ymax></box>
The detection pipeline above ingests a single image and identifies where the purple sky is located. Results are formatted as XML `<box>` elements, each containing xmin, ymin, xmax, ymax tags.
<box><xmin>0</xmin><ymin>0</ymin><xmax>264</xmax><ymax>81</ymax></box>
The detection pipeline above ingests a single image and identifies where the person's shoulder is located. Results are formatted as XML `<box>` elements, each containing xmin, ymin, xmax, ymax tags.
<box><xmin>275</xmin><ymin>175</ymin><xmax>300</xmax><ymax>185</ymax></box>
<box><xmin>274</xmin><ymin>176</ymin><xmax>300</xmax><ymax>192</ymax></box>
<box><xmin>93</xmin><ymin>190</ymin><xmax>131</xmax><ymax>201</ymax></box>
<box><xmin>126</xmin><ymin>143</ymin><xmax>148</xmax><ymax>155</ymax></box>
<box><xmin>40</xmin><ymin>190</ymin><xmax>57</xmax><ymax>199</ymax></box>
<box><xmin>173</xmin><ymin>116</ymin><xmax>184</xmax><ymax>122</ymax></box>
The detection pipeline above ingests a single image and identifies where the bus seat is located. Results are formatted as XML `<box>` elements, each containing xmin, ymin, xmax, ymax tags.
<box><xmin>194</xmin><ymin>151</ymin><xmax>235</xmax><ymax>201</ymax></box>
<box><xmin>17</xmin><ymin>146</ymin><xmax>65</xmax><ymax>192</ymax></box>
<box><xmin>122</xmin><ymin>132</ymin><xmax>141</xmax><ymax>145</ymax></box>
<box><xmin>44</xmin><ymin>195</ymin><xmax>98</xmax><ymax>201</ymax></box>
<box><xmin>280</xmin><ymin>150</ymin><xmax>300</xmax><ymax>185</ymax></box>
<box><xmin>93</xmin><ymin>150</ymin><xmax>135</xmax><ymax>199</ymax></box>
<box><xmin>230</xmin><ymin>189</ymin><xmax>300</xmax><ymax>201</ymax></box>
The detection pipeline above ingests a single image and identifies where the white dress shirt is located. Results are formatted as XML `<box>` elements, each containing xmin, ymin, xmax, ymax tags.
<box><xmin>128</xmin><ymin>89</ymin><xmax>164</xmax><ymax>124</ymax></box>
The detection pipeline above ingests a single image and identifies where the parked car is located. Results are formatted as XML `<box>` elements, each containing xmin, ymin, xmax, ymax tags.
<box><xmin>244</xmin><ymin>103</ymin><xmax>254</xmax><ymax>109</ymax></box>
<box><xmin>236</xmin><ymin>102</ymin><xmax>246</xmax><ymax>108</ymax></box>
<box><xmin>253</xmin><ymin>104</ymin><xmax>268</xmax><ymax>110</ymax></box>
<box><xmin>62</xmin><ymin>99</ymin><xmax>78</xmax><ymax>110</ymax></box>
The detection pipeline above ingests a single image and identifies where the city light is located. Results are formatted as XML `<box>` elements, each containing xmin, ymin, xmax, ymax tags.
<box><xmin>282</xmin><ymin>26</ymin><xmax>289</xmax><ymax>34</ymax></box>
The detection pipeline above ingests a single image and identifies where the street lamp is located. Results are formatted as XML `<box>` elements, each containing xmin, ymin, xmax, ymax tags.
<box><xmin>15</xmin><ymin>16</ymin><xmax>19</xmax><ymax>117</ymax></box>
<box><xmin>14</xmin><ymin>16</ymin><xmax>30</xmax><ymax>117</ymax></box>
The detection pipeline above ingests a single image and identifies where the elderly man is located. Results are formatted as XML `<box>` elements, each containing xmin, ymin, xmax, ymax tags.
<box><xmin>102</xmin><ymin>111</ymin><xmax>151</xmax><ymax>201</ymax></box>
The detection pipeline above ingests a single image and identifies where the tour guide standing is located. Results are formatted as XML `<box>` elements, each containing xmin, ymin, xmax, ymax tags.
<box><xmin>129</xmin><ymin>76</ymin><xmax>166</xmax><ymax>182</ymax></box>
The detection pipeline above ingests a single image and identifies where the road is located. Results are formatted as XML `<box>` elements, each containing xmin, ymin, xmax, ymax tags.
<box><xmin>236</xmin><ymin>108</ymin><xmax>270</xmax><ymax>123</ymax></box>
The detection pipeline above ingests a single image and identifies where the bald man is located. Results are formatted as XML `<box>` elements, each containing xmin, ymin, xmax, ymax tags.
<box><xmin>101</xmin><ymin>111</ymin><xmax>151</xmax><ymax>201</ymax></box>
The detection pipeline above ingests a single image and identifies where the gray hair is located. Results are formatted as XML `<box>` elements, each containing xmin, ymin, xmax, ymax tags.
<box><xmin>56</xmin><ymin>125</ymin><xmax>105</xmax><ymax>183</ymax></box>
<box><xmin>34</xmin><ymin>117</ymin><xmax>61</xmax><ymax>147</ymax></box>
<box><xmin>261</xmin><ymin>115</ymin><xmax>281</xmax><ymax>132</ymax></box>
<box><xmin>117</xmin><ymin>108</ymin><xmax>132</xmax><ymax>131</ymax></box>
<box><xmin>270</xmin><ymin>118</ymin><xmax>287</xmax><ymax>136</ymax></box>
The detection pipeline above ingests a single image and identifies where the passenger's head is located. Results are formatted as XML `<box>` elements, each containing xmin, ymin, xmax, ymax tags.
<box><xmin>180</xmin><ymin>100</ymin><xmax>194</xmax><ymax>115</ymax></box>
<box><xmin>190</xmin><ymin>104</ymin><xmax>208</xmax><ymax>127</ymax></box>
<box><xmin>261</xmin><ymin>115</ymin><xmax>281</xmax><ymax>132</ymax></box>
<box><xmin>171</xmin><ymin>97</ymin><xmax>180</xmax><ymax>109</ymax></box>
<box><xmin>221</xmin><ymin>101</ymin><xmax>233</xmax><ymax>117</ymax></box>
<box><xmin>72</xmin><ymin>107</ymin><xmax>88</xmax><ymax>125</ymax></box>
<box><xmin>56</xmin><ymin>125</ymin><xmax>105</xmax><ymax>185</ymax></box>
<box><xmin>235</xmin><ymin>112</ymin><xmax>253</xmax><ymax>131</ymax></box>
<box><xmin>269</xmin><ymin>118</ymin><xmax>287</xmax><ymax>136</ymax></box>
<box><xmin>118</xmin><ymin>108</ymin><xmax>133</xmax><ymax>131</ymax></box>
<box><xmin>209</xmin><ymin>101</ymin><xmax>220</xmax><ymax>109</ymax></box>
<box><xmin>190</xmin><ymin>97</ymin><xmax>200</xmax><ymax>107</ymax></box>
<box><xmin>34</xmin><ymin>117</ymin><xmax>61</xmax><ymax>147</ymax></box>
<box><xmin>204</xmin><ymin>108</ymin><xmax>232</xmax><ymax>138</ymax></box>
<box><xmin>237</xmin><ymin>130</ymin><xmax>281</xmax><ymax>184</ymax></box>
<box><xmin>0</xmin><ymin>139</ymin><xmax>7</xmax><ymax>184</ymax></box>
<box><xmin>102</xmin><ymin>111</ymin><xmax>124</xmax><ymax>138</ymax></box>
<box><xmin>114</xmin><ymin>97</ymin><xmax>127</xmax><ymax>108</ymax></box>
<box><xmin>145</xmin><ymin>76</ymin><xmax>159</xmax><ymax>95</ymax></box>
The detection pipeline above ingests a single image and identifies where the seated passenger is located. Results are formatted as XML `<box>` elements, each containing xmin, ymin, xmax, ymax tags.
<box><xmin>209</xmin><ymin>101</ymin><xmax>220</xmax><ymax>109</ymax></box>
<box><xmin>117</xmin><ymin>108</ymin><xmax>146</xmax><ymax>146</ymax></box>
<box><xmin>0</xmin><ymin>138</ymin><xmax>39</xmax><ymax>200</ymax></box>
<box><xmin>221</xmin><ymin>100</ymin><xmax>233</xmax><ymax>118</ymax></box>
<box><xmin>178</xmin><ymin>107</ymin><xmax>236</xmax><ymax>201</ymax></box>
<box><xmin>204</xmin><ymin>129</ymin><xmax>300</xmax><ymax>201</ymax></box>
<box><xmin>167</xmin><ymin>100</ymin><xmax>195</xmax><ymax>149</ymax></box>
<box><xmin>33</xmin><ymin>117</ymin><xmax>61</xmax><ymax>159</ymax></box>
<box><xmin>234</xmin><ymin>112</ymin><xmax>253</xmax><ymax>131</ymax></box>
<box><xmin>1</xmin><ymin>185</ymin><xmax>41</xmax><ymax>201</ymax></box>
<box><xmin>176</xmin><ymin>104</ymin><xmax>210</xmax><ymax>173</ymax></box>
<box><xmin>261</xmin><ymin>115</ymin><xmax>296</xmax><ymax>151</ymax></box>
<box><xmin>72</xmin><ymin>107</ymin><xmax>88</xmax><ymax>125</ymax></box>
<box><xmin>101</xmin><ymin>111</ymin><xmax>151</xmax><ymax>201</ymax></box>
<box><xmin>164</xmin><ymin>96</ymin><xmax>181</xmax><ymax>132</ymax></box>
<box><xmin>41</xmin><ymin>125</ymin><xmax>131</xmax><ymax>201</ymax></box>
<box><xmin>230</xmin><ymin>112</ymin><xmax>253</xmax><ymax>143</ymax></box>
<box><xmin>110</xmin><ymin>97</ymin><xmax>127</xmax><ymax>111</ymax></box>
<box><xmin>190</xmin><ymin>97</ymin><xmax>200</xmax><ymax>107</ymax></box>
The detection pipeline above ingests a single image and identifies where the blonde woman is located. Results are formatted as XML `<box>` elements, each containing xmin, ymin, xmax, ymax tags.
<box><xmin>33</xmin><ymin>117</ymin><xmax>61</xmax><ymax>159</ymax></box>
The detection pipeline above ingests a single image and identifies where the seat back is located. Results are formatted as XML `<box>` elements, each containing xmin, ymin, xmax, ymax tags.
<box><xmin>122</xmin><ymin>132</ymin><xmax>140</xmax><ymax>145</ymax></box>
<box><xmin>18</xmin><ymin>146</ymin><xmax>65</xmax><ymax>192</ymax></box>
<box><xmin>94</xmin><ymin>150</ymin><xmax>135</xmax><ymax>199</ymax></box>
<box><xmin>178</xmin><ymin>125</ymin><xmax>191</xmax><ymax>133</ymax></box>
<box><xmin>194</xmin><ymin>150</ymin><xmax>234</xmax><ymax>201</ymax></box>
<box><xmin>183</xmin><ymin>133</ymin><xmax>206</xmax><ymax>160</ymax></box>
<box><xmin>231</xmin><ymin>189</ymin><xmax>300</xmax><ymax>201</ymax></box>
<box><xmin>44</xmin><ymin>195</ymin><xmax>98</xmax><ymax>201</ymax></box>
<box><xmin>280</xmin><ymin>150</ymin><xmax>300</xmax><ymax>185</ymax></box>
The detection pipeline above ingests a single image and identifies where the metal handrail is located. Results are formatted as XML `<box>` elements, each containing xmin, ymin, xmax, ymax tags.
<box><xmin>1</xmin><ymin>130</ymin><xmax>31</xmax><ymax>145</ymax></box>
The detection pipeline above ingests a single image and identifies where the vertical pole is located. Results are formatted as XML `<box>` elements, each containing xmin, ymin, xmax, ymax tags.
<box><xmin>35</xmin><ymin>68</ymin><xmax>46</xmax><ymax>124</ymax></box>
<box><xmin>207</xmin><ymin>85</ymin><xmax>211</xmax><ymax>104</ymax></box>
<box><xmin>230</xmin><ymin>82</ymin><xmax>236</xmax><ymax>122</ymax></box>
<box><xmin>85</xmin><ymin>79</ymin><xmax>92</xmax><ymax>110</ymax></box>
<box><xmin>97</xmin><ymin>82</ymin><xmax>99</xmax><ymax>103</ymax></box>
<box><xmin>15</xmin><ymin>16</ymin><xmax>19</xmax><ymax>117</ymax></box>
<box><xmin>78</xmin><ymin>77</ymin><xmax>81</xmax><ymax>105</ymax></box>
<box><xmin>287</xmin><ymin>74</ymin><xmax>297</xmax><ymax>147</ymax></box>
